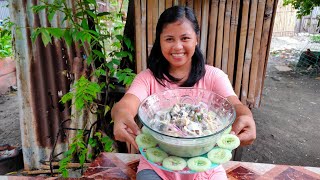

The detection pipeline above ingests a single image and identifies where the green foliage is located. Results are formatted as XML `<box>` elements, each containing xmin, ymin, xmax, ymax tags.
<box><xmin>31</xmin><ymin>0</ymin><xmax>135</xmax><ymax>177</ymax></box>
<box><xmin>283</xmin><ymin>0</ymin><xmax>320</xmax><ymax>18</ymax></box>
<box><xmin>0</xmin><ymin>18</ymin><xmax>13</xmax><ymax>58</ymax></box>
<box><xmin>60</xmin><ymin>76</ymin><xmax>102</xmax><ymax>111</ymax></box>
<box><xmin>310</xmin><ymin>34</ymin><xmax>320</xmax><ymax>43</ymax></box>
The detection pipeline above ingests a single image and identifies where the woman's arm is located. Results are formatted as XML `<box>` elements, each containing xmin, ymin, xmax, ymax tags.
<box><xmin>111</xmin><ymin>93</ymin><xmax>141</xmax><ymax>149</ymax></box>
<box><xmin>227</xmin><ymin>96</ymin><xmax>256</xmax><ymax>146</ymax></box>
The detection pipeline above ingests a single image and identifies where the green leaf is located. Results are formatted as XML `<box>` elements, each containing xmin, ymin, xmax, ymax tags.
<box><xmin>49</xmin><ymin>28</ymin><xmax>64</xmax><ymax>39</ymax></box>
<box><xmin>41</xmin><ymin>29</ymin><xmax>52</xmax><ymax>46</ymax></box>
<box><xmin>31</xmin><ymin>28</ymin><xmax>41</xmax><ymax>43</ymax></box>
<box><xmin>81</xmin><ymin>19</ymin><xmax>89</xmax><ymax>30</ymax></box>
<box><xmin>93</xmin><ymin>50</ymin><xmax>105</xmax><ymax>58</ymax></box>
<box><xmin>64</xmin><ymin>29</ymin><xmax>73</xmax><ymax>47</ymax></box>
<box><xmin>31</xmin><ymin>5</ymin><xmax>47</xmax><ymax>13</ymax></box>
<box><xmin>104</xmin><ymin>105</ymin><xmax>110</xmax><ymax>116</ymax></box>
<box><xmin>86</xmin><ymin>10</ymin><xmax>96</xmax><ymax>19</ymax></box>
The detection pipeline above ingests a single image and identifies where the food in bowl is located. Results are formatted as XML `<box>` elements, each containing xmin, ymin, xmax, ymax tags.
<box><xmin>149</xmin><ymin>102</ymin><xmax>224</xmax><ymax>137</ymax></box>
<box><xmin>138</xmin><ymin>88</ymin><xmax>236</xmax><ymax>157</ymax></box>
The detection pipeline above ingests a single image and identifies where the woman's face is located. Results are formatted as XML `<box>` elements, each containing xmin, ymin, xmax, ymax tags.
<box><xmin>160</xmin><ymin>19</ymin><xmax>198</xmax><ymax>71</ymax></box>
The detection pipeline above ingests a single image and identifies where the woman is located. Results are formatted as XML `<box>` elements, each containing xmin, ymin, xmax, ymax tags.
<box><xmin>111</xmin><ymin>6</ymin><xmax>256</xmax><ymax>180</ymax></box>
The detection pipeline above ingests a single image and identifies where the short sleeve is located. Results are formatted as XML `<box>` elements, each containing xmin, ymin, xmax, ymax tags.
<box><xmin>126</xmin><ymin>70</ymin><xmax>152</xmax><ymax>102</ymax></box>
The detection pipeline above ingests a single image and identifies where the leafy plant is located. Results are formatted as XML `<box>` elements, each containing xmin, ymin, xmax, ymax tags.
<box><xmin>0</xmin><ymin>18</ymin><xmax>13</xmax><ymax>58</ymax></box>
<box><xmin>31</xmin><ymin>0</ymin><xmax>135</xmax><ymax>177</ymax></box>
<box><xmin>283</xmin><ymin>0</ymin><xmax>320</xmax><ymax>18</ymax></box>
<box><xmin>310</xmin><ymin>34</ymin><xmax>320</xmax><ymax>43</ymax></box>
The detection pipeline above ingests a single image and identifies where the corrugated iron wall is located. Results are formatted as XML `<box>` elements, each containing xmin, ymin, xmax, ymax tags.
<box><xmin>0</xmin><ymin>1</ymin><xmax>10</xmax><ymax>20</ymax></box>
<box><xmin>9</xmin><ymin>1</ymin><xmax>93</xmax><ymax>170</ymax></box>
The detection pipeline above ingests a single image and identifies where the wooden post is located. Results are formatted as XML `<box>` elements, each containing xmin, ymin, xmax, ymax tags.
<box><xmin>206</xmin><ymin>0</ymin><xmax>219</xmax><ymax>66</ymax></box>
<box><xmin>222</xmin><ymin>0</ymin><xmax>232</xmax><ymax>73</ymax></box>
<box><xmin>193</xmin><ymin>0</ymin><xmax>202</xmax><ymax>30</ymax></box>
<box><xmin>141</xmin><ymin>0</ymin><xmax>147</xmax><ymax>71</ymax></box>
<box><xmin>134</xmin><ymin>0</ymin><xmax>142</xmax><ymax>73</ymax></box>
<box><xmin>215</xmin><ymin>0</ymin><xmax>226</xmax><ymax>69</ymax></box>
<box><xmin>235</xmin><ymin>0</ymin><xmax>249</xmax><ymax>97</ymax></box>
<box><xmin>147</xmin><ymin>0</ymin><xmax>154</xmax><ymax>56</ymax></box>
<box><xmin>227</xmin><ymin>0</ymin><xmax>240</xmax><ymax>84</ymax></box>
<box><xmin>241</xmin><ymin>0</ymin><xmax>258</xmax><ymax>105</ymax></box>
<box><xmin>247</xmin><ymin>0</ymin><xmax>266</xmax><ymax>106</ymax></box>
<box><xmin>200</xmin><ymin>0</ymin><xmax>210</xmax><ymax>56</ymax></box>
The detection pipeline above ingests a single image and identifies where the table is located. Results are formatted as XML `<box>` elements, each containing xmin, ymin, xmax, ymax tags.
<box><xmin>83</xmin><ymin>152</ymin><xmax>320</xmax><ymax>179</ymax></box>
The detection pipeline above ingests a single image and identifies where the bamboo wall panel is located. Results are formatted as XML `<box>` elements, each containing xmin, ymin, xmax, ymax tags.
<box><xmin>134</xmin><ymin>0</ymin><xmax>279</xmax><ymax>108</ymax></box>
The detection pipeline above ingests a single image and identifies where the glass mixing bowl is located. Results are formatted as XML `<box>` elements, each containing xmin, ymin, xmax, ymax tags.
<box><xmin>137</xmin><ymin>88</ymin><xmax>236</xmax><ymax>157</ymax></box>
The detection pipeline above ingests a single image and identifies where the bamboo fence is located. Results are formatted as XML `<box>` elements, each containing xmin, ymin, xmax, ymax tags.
<box><xmin>134</xmin><ymin>0</ymin><xmax>279</xmax><ymax>108</ymax></box>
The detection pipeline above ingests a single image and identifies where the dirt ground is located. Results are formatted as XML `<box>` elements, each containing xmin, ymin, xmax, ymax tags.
<box><xmin>0</xmin><ymin>35</ymin><xmax>319</xmax><ymax>169</ymax></box>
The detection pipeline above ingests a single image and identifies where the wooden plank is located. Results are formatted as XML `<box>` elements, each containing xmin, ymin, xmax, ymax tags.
<box><xmin>254</xmin><ymin>0</ymin><xmax>274</xmax><ymax>107</ymax></box>
<box><xmin>186</xmin><ymin>0</ymin><xmax>193</xmax><ymax>8</ymax></box>
<box><xmin>215</xmin><ymin>0</ymin><xmax>226</xmax><ymax>69</ymax></box>
<box><xmin>199</xmin><ymin>0</ymin><xmax>210</xmax><ymax>57</ymax></box>
<box><xmin>193</xmin><ymin>0</ymin><xmax>202</xmax><ymax>30</ymax></box>
<box><xmin>159</xmin><ymin>0</ymin><xmax>165</xmax><ymax>15</ymax></box>
<box><xmin>147</xmin><ymin>0</ymin><xmax>154</xmax><ymax>56</ymax></box>
<box><xmin>141</xmin><ymin>0</ymin><xmax>147</xmax><ymax>71</ymax></box>
<box><xmin>179</xmin><ymin>0</ymin><xmax>186</xmax><ymax>6</ymax></box>
<box><xmin>134</xmin><ymin>0</ymin><xmax>142</xmax><ymax>73</ymax></box>
<box><xmin>206</xmin><ymin>0</ymin><xmax>219</xmax><ymax>66</ymax></box>
<box><xmin>227</xmin><ymin>0</ymin><xmax>240</xmax><ymax>84</ymax></box>
<box><xmin>152</xmin><ymin>0</ymin><xmax>159</xmax><ymax>43</ymax></box>
<box><xmin>247</xmin><ymin>0</ymin><xmax>266</xmax><ymax>107</ymax></box>
<box><xmin>221</xmin><ymin>0</ymin><xmax>232</xmax><ymax>73</ymax></box>
<box><xmin>165</xmin><ymin>0</ymin><xmax>173</xmax><ymax>9</ymax></box>
<box><xmin>235</xmin><ymin>0</ymin><xmax>249</xmax><ymax>97</ymax></box>
<box><xmin>240</xmin><ymin>0</ymin><xmax>258</xmax><ymax>105</ymax></box>
<box><xmin>256</xmin><ymin>0</ymin><xmax>279</xmax><ymax>107</ymax></box>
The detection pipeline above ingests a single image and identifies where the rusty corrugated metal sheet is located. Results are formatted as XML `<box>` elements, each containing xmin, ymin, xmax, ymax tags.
<box><xmin>0</xmin><ymin>1</ymin><xmax>10</xmax><ymax>21</ymax></box>
<box><xmin>9</xmin><ymin>1</ymin><xmax>94</xmax><ymax>170</ymax></box>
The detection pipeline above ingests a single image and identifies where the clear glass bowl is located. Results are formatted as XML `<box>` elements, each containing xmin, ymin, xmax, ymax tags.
<box><xmin>138</xmin><ymin>88</ymin><xmax>236</xmax><ymax>157</ymax></box>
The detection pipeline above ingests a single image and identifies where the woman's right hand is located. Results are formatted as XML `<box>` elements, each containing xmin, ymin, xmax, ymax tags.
<box><xmin>111</xmin><ymin>94</ymin><xmax>141</xmax><ymax>150</ymax></box>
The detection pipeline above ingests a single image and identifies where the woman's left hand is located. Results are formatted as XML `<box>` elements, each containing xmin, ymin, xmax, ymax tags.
<box><xmin>231</xmin><ymin>114</ymin><xmax>256</xmax><ymax>146</ymax></box>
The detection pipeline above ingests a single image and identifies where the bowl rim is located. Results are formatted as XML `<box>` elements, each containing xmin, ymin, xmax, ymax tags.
<box><xmin>137</xmin><ymin>87</ymin><xmax>237</xmax><ymax>140</ymax></box>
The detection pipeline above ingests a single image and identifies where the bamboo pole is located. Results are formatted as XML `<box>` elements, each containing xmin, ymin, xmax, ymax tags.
<box><xmin>186</xmin><ymin>0</ymin><xmax>193</xmax><ymax>8</ymax></box>
<box><xmin>152</xmin><ymin>0</ymin><xmax>159</xmax><ymax>43</ymax></box>
<box><xmin>215</xmin><ymin>0</ymin><xmax>226</xmax><ymax>69</ymax></box>
<box><xmin>227</xmin><ymin>0</ymin><xmax>240</xmax><ymax>84</ymax></box>
<box><xmin>240</xmin><ymin>0</ymin><xmax>258</xmax><ymax>105</ymax></box>
<box><xmin>134</xmin><ymin>0</ymin><xmax>142</xmax><ymax>73</ymax></box>
<box><xmin>193</xmin><ymin>0</ymin><xmax>202</xmax><ymax>30</ymax></box>
<box><xmin>254</xmin><ymin>0</ymin><xmax>274</xmax><ymax>107</ymax></box>
<box><xmin>141</xmin><ymin>0</ymin><xmax>147</xmax><ymax>70</ymax></box>
<box><xmin>221</xmin><ymin>0</ymin><xmax>232</xmax><ymax>73</ymax></box>
<box><xmin>159</xmin><ymin>0</ymin><xmax>165</xmax><ymax>15</ymax></box>
<box><xmin>147</xmin><ymin>0</ymin><xmax>154</xmax><ymax>56</ymax></box>
<box><xmin>165</xmin><ymin>0</ymin><xmax>172</xmax><ymax>9</ymax></box>
<box><xmin>174</xmin><ymin>0</ymin><xmax>179</xmax><ymax>6</ymax></box>
<box><xmin>179</xmin><ymin>0</ymin><xmax>186</xmax><ymax>6</ymax></box>
<box><xmin>235</xmin><ymin>0</ymin><xmax>249</xmax><ymax>97</ymax></box>
<box><xmin>206</xmin><ymin>0</ymin><xmax>219</xmax><ymax>66</ymax></box>
<box><xmin>257</xmin><ymin>0</ymin><xmax>279</xmax><ymax>107</ymax></box>
<box><xmin>247</xmin><ymin>0</ymin><xmax>266</xmax><ymax>106</ymax></box>
<box><xmin>200</xmin><ymin>0</ymin><xmax>210</xmax><ymax>56</ymax></box>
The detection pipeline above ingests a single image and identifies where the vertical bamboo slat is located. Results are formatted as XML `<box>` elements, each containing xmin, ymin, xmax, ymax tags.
<box><xmin>193</xmin><ymin>0</ymin><xmax>202</xmax><ymax>30</ymax></box>
<box><xmin>254</xmin><ymin>0</ymin><xmax>275</xmax><ymax>107</ymax></box>
<box><xmin>147</xmin><ymin>0</ymin><xmax>154</xmax><ymax>56</ymax></box>
<box><xmin>235</xmin><ymin>0</ymin><xmax>249</xmax><ymax>97</ymax></box>
<box><xmin>240</xmin><ymin>0</ymin><xmax>258</xmax><ymax>105</ymax></box>
<box><xmin>206</xmin><ymin>0</ymin><xmax>219</xmax><ymax>66</ymax></box>
<box><xmin>174</xmin><ymin>0</ymin><xmax>179</xmax><ymax>5</ymax></box>
<box><xmin>141</xmin><ymin>0</ymin><xmax>147</xmax><ymax>70</ymax></box>
<box><xmin>165</xmin><ymin>0</ymin><xmax>172</xmax><ymax>9</ymax></box>
<box><xmin>222</xmin><ymin>0</ymin><xmax>232</xmax><ymax>73</ymax></box>
<box><xmin>152</xmin><ymin>0</ymin><xmax>159</xmax><ymax>43</ymax></box>
<box><xmin>159</xmin><ymin>0</ymin><xmax>165</xmax><ymax>15</ymax></box>
<box><xmin>215</xmin><ymin>0</ymin><xmax>226</xmax><ymax>69</ymax></box>
<box><xmin>179</xmin><ymin>0</ymin><xmax>186</xmax><ymax>6</ymax></box>
<box><xmin>134</xmin><ymin>0</ymin><xmax>142</xmax><ymax>73</ymax></box>
<box><xmin>227</xmin><ymin>0</ymin><xmax>240</xmax><ymax>84</ymax></box>
<box><xmin>257</xmin><ymin>0</ymin><xmax>279</xmax><ymax>107</ymax></box>
<box><xmin>199</xmin><ymin>0</ymin><xmax>210</xmax><ymax>56</ymax></box>
<box><xmin>186</xmin><ymin>0</ymin><xmax>193</xmax><ymax>8</ymax></box>
<box><xmin>247</xmin><ymin>0</ymin><xmax>266</xmax><ymax>106</ymax></box>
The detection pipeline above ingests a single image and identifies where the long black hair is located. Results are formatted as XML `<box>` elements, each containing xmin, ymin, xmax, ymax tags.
<box><xmin>147</xmin><ymin>6</ymin><xmax>206</xmax><ymax>87</ymax></box>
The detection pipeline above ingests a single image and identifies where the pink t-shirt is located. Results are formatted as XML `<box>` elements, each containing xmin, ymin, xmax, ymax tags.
<box><xmin>126</xmin><ymin>65</ymin><xmax>235</xmax><ymax>180</ymax></box>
